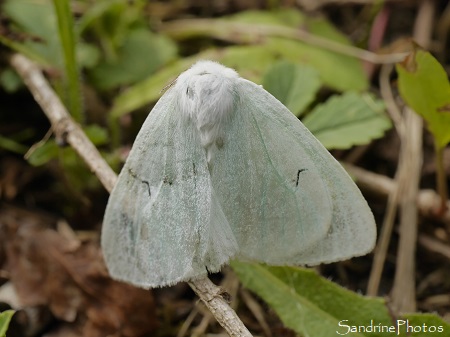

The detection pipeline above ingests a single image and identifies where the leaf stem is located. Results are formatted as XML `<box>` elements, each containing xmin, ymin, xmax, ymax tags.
<box><xmin>435</xmin><ymin>142</ymin><xmax>449</xmax><ymax>216</ymax></box>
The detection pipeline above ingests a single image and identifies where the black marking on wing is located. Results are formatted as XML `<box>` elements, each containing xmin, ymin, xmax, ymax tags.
<box><xmin>142</xmin><ymin>181</ymin><xmax>152</xmax><ymax>197</ymax></box>
<box><xmin>127</xmin><ymin>167</ymin><xmax>152</xmax><ymax>197</ymax></box>
<box><xmin>295</xmin><ymin>169</ymin><xmax>307</xmax><ymax>187</ymax></box>
<box><xmin>163</xmin><ymin>176</ymin><xmax>173</xmax><ymax>185</ymax></box>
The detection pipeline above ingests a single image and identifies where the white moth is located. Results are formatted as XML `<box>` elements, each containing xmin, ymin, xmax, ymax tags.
<box><xmin>102</xmin><ymin>60</ymin><xmax>376</xmax><ymax>288</ymax></box>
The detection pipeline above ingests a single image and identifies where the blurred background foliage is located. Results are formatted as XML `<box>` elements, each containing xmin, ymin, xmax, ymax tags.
<box><xmin>0</xmin><ymin>0</ymin><xmax>392</xmax><ymax>221</ymax></box>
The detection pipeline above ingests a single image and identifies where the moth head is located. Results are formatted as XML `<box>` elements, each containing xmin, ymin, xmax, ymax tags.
<box><xmin>174</xmin><ymin>60</ymin><xmax>239</xmax><ymax>161</ymax></box>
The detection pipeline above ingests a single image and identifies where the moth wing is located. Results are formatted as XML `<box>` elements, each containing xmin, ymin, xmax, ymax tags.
<box><xmin>102</xmin><ymin>89</ymin><xmax>238</xmax><ymax>288</ymax></box>
<box><xmin>211</xmin><ymin>80</ymin><xmax>376</xmax><ymax>265</ymax></box>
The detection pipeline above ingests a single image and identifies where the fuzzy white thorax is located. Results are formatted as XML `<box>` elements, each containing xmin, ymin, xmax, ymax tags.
<box><xmin>174</xmin><ymin>60</ymin><xmax>238</xmax><ymax>162</ymax></box>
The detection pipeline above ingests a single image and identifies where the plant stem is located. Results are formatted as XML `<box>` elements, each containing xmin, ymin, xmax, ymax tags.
<box><xmin>435</xmin><ymin>142</ymin><xmax>449</xmax><ymax>216</ymax></box>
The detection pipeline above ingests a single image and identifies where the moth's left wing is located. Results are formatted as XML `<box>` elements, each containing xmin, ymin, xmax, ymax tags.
<box><xmin>102</xmin><ymin>89</ymin><xmax>238</xmax><ymax>288</ymax></box>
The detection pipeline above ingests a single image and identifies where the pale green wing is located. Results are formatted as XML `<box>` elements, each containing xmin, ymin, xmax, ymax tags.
<box><xmin>102</xmin><ymin>89</ymin><xmax>238</xmax><ymax>288</ymax></box>
<box><xmin>211</xmin><ymin>79</ymin><xmax>376</xmax><ymax>265</ymax></box>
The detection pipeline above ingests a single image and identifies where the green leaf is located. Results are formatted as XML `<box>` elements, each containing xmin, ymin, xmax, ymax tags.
<box><xmin>397</xmin><ymin>50</ymin><xmax>450</xmax><ymax>148</ymax></box>
<box><xmin>26</xmin><ymin>125</ymin><xmax>108</xmax><ymax>166</ymax></box>
<box><xmin>218</xmin><ymin>46</ymin><xmax>278</xmax><ymax>82</ymax></box>
<box><xmin>163</xmin><ymin>9</ymin><xmax>368</xmax><ymax>91</ymax></box>
<box><xmin>109</xmin><ymin>46</ymin><xmax>276</xmax><ymax>118</ymax></box>
<box><xmin>232</xmin><ymin>262</ymin><xmax>389</xmax><ymax>337</ymax></box>
<box><xmin>229</xmin><ymin>8</ymin><xmax>306</xmax><ymax>26</ymax></box>
<box><xmin>3</xmin><ymin>0</ymin><xmax>63</xmax><ymax>68</ymax></box>
<box><xmin>263</xmin><ymin>61</ymin><xmax>321</xmax><ymax>116</ymax></box>
<box><xmin>88</xmin><ymin>28</ymin><xmax>177</xmax><ymax>91</ymax></box>
<box><xmin>0</xmin><ymin>134</ymin><xmax>28</xmax><ymax>154</ymax></box>
<box><xmin>84</xmin><ymin>124</ymin><xmax>108</xmax><ymax>146</ymax></box>
<box><xmin>110</xmin><ymin>57</ymin><xmax>194</xmax><ymax>119</ymax></box>
<box><xmin>404</xmin><ymin>313</ymin><xmax>450</xmax><ymax>335</ymax></box>
<box><xmin>26</xmin><ymin>140</ymin><xmax>59</xmax><ymax>166</ymax></box>
<box><xmin>76</xmin><ymin>0</ymin><xmax>125</xmax><ymax>35</ymax></box>
<box><xmin>52</xmin><ymin>0</ymin><xmax>83</xmax><ymax>121</ymax></box>
<box><xmin>0</xmin><ymin>310</ymin><xmax>15</xmax><ymax>337</ymax></box>
<box><xmin>265</xmin><ymin>38</ymin><xmax>367</xmax><ymax>92</ymax></box>
<box><xmin>231</xmin><ymin>262</ymin><xmax>450</xmax><ymax>337</ymax></box>
<box><xmin>303</xmin><ymin>92</ymin><xmax>391</xmax><ymax>149</ymax></box>
<box><xmin>2</xmin><ymin>0</ymin><xmax>101</xmax><ymax>70</ymax></box>
<box><xmin>229</xmin><ymin>9</ymin><xmax>367</xmax><ymax>92</ymax></box>
<box><xmin>0</xmin><ymin>68</ymin><xmax>22</xmax><ymax>93</ymax></box>
<box><xmin>77</xmin><ymin>43</ymin><xmax>101</xmax><ymax>69</ymax></box>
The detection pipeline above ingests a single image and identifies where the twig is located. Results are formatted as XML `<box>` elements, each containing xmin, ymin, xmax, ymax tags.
<box><xmin>367</xmin><ymin>171</ymin><xmax>400</xmax><ymax>296</ymax></box>
<box><xmin>296</xmin><ymin>0</ymin><xmax>410</xmax><ymax>11</ymax></box>
<box><xmin>10</xmin><ymin>53</ymin><xmax>117</xmax><ymax>193</ymax></box>
<box><xmin>391</xmin><ymin>0</ymin><xmax>435</xmax><ymax>314</ymax></box>
<box><xmin>435</xmin><ymin>144</ymin><xmax>449</xmax><ymax>214</ymax></box>
<box><xmin>367</xmin><ymin>63</ymin><xmax>404</xmax><ymax>296</ymax></box>
<box><xmin>188</xmin><ymin>280</ymin><xmax>253</xmax><ymax>337</ymax></box>
<box><xmin>240</xmin><ymin>288</ymin><xmax>272</xmax><ymax>337</ymax></box>
<box><xmin>344</xmin><ymin>163</ymin><xmax>395</xmax><ymax>196</ymax></box>
<box><xmin>379</xmin><ymin>64</ymin><xmax>404</xmax><ymax>135</ymax></box>
<box><xmin>159</xmin><ymin>20</ymin><xmax>408</xmax><ymax>64</ymax></box>
<box><xmin>9</xmin><ymin>53</ymin><xmax>253</xmax><ymax>337</ymax></box>
<box><xmin>418</xmin><ymin>235</ymin><xmax>450</xmax><ymax>261</ymax></box>
<box><xmin>391</xmin><ymin>109</ymin><xmax>422</xmax><ymax>313</ymax></box>
<box><xmin>344</xmin><ymin>164</ymin><xmax>450</xmax><ymax>224</ymax></box>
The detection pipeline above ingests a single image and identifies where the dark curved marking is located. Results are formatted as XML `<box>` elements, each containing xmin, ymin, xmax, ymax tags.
<box><xmin>142</xmin><ymin>181</ymin><xmax>152</xmax><ymax>197</ymax></box>
<box><xmin>193</xmin><ymin>162</ymin><xmax>197</xmax><ymax>175</ymax></box>
<box><xmin>127</xmin><ymin>168</ymin><xmax>152</xmax><ymax>197</ymax></box>
<box><xmin>296</xmin><ymin>169</ymin><xmax>307</xmax><ymax>187</ymax></box>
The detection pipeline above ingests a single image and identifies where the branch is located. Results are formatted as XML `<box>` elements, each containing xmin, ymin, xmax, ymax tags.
<box><xmin>10</xmin><ymin>54</ymin><xmax>117</xmax><ymax>193</ymax></box>
<box><xmin>391</xmin><ymin>0</ymin><xmax>436</xmax><ymax>314</ymax></box>
<box><xmin>344</xmin><ymin>164</ymin><xmax>450</xmax><ymax>224</ymax></box>
<box><xmin>9</xmin><ymin>53</ymin><xmax>253</xmax><ymax>337</ymax></box>
<box><xmin>160</xmin><ymin>20</ymin><xmax>408</xmax><ymax>64</ymax></box>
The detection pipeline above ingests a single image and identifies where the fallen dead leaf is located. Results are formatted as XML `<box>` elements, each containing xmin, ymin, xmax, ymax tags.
<box><xmin>0</xmin><ymin>205</ymin><xmax>159</xmax><ymax>337</ymax></box>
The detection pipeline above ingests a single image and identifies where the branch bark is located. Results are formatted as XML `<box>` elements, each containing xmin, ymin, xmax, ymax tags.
<box><xmin>9</xmin><ymin>53</ymin><xmax>253</xmax><ymax>337</ymax></box>
<box><xmin>391</xmin><ymin>0</ymin><xmax>435</xmax><ymax>314</ymax></box>
<box><xmin>344</xmin><ymin>164</ymin><xmax>450</xmax><ymax>224</ymax></box>
<box><xmin>10</xmin><ymin>54</ymin><xmax>117</xmax><ymax>193</ymax></box>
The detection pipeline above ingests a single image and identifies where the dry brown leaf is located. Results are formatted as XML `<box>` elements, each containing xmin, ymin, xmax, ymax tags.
<box><xmin>0</xmin><ymin>206</ymin><xmax>159</xmax><ymax>337</ymax></box>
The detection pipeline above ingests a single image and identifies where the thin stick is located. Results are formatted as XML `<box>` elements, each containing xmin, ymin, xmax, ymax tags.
<box><xmin>10</xmin><ymin>53</ymin><xmax>117</xmax><ymax>193</ymax></box>
<box><xmin>9</xmin><ymin>53</ymin><xmax>253</xmax><ymax>337</ymax></box>
<box><xmin>344</xmin><ymin>164</ymin><xmax>450</xmax><ymax>224</ymax></box>
<box><xmin>188</xmin><ymin>280</ymin><xmax>252</xmax><ymax>337</ymax></box>
<box><xmin>391</xmin><ymin>0</ymin><xmax>435</xmax><ymax>314</ymax></box>
<box><xmin>367</xmin><ymin>63</ymin><xmax>404</xmax><ymax>296</ymax></box>
<box><xmin>435</xmin><ymin>143</ymin><xmax>449</xmax><ymax>215</ymax></box>
<box><xmin>366</xmin><ymin>173</ymin><xmax>400</xmax><ymax>296</ymax></box>
<box><xmin>391</xmin><ymin>110</ymin><xmax>422</xmax><ymax>313</ymax></box>
<box><xmin>160</xmin><ymin>20</ymin><xmax>408</xmax><ymax>64</ymax></box>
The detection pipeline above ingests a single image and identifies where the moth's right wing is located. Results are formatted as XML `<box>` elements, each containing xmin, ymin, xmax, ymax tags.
<box><xmin>210</xmin><ymin>79</ymin><xmax>375</xmax><ymax>266</ymax></box>
<box><xmin>102</xmin><ymin>89</ymin><xmax>238</xmax><ymax>288</ymax></box>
